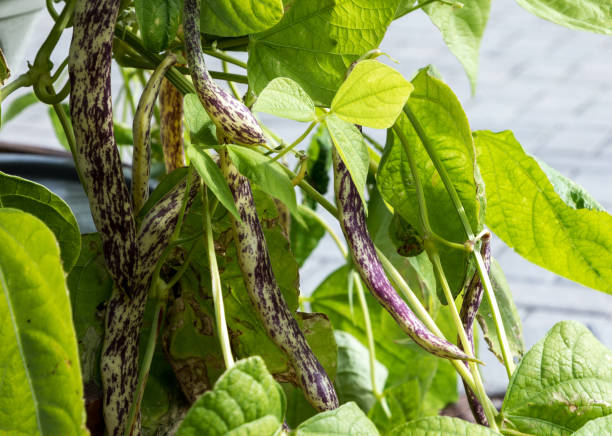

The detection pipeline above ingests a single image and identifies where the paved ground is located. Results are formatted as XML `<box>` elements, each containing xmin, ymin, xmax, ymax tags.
<box><xmin>1</xmin><ymin>0</ymin><xmax>611</xmax><ymax>394</ymax></box>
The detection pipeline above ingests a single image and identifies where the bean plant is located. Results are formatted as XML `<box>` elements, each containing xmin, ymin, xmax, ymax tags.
<box><xmin>1</xmin><ymin>0</ymin><xmax>611</xmax><ymax>435</ymax></box>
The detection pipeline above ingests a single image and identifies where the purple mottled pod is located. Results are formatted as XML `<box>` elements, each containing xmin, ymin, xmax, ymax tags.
<box><xmin>458</xmin><ymin>233</ymin><xmax>491</xmax><ymax>426</ymax></box>
<box><xmin>183</xmin><ymin>0</ymin><xmax>266</xmax><ymax>146</ymax></box>
<box><xmin>220</xmin><ymin>149</ymin><xmax>339</xmax><ymax>412</ymax></box>
<box><xmin>332</xmin><ymin>147</ymin><xmax>471</xmax><ymax>361</ymax></box>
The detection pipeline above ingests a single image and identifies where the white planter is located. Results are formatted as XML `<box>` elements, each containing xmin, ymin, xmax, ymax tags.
<box><xmin>0</xmin><ymin>0</ymin><xmax>45</xmax><ymax>71</ymax></box>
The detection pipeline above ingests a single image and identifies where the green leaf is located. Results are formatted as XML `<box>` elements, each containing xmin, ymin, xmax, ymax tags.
<box><xmin>331</xmin><ymin>60</ymin><xmax>413</xmax><ymax>129</ymax></box>
<box><xmin>135</xmin><ymin>0</ymin><xmax>181</xmax><ymax>52</ymax></box>
<box><xmin>200</xmin><ymin>0</ymin><xmax>284</xmax><ymax>37</ymax></box>
<box><xmin>175</xmin><ymin>356</ymin><xmax>285</xmax><ymax>436</ymax></box>
<box><xmin>227</xmin><ymin>144</ymin><xmax>299</xmax><ymax>216</ymax></box>
<box><xmin>248</xmin><ymin>0</ymin><xmax>400</xmax><ymax>106</ymax></box>
<box><xmin>1</xmin><ymin>92</ymin><xmax>38</xmax><ymax>125</ymax></box>
<box><xmin>137</xmin><ymin>167</ymin><xmax>190</xmax><ymax>221</ymax></box>
<box><xmin>474</xmin><ymin>130</ymin><xmax>612</xmax><ymax>294</ymax></box>
<box><xmin>325</xmin><ymin>113</ymin><xmax>369</xmax><ymax>204</ymax></box>
<box><xmin>536</xmin><ymin>158</ymin><xmax>605</xmax><ymax>211</ymax></box>
<box><xmin>515</xmin><ymin>0</ymin><xmax>612</xmax><ymax>34</ymax></box>
<box><xmin>184</xmin><ymin>93</ymin><xmax>217</xmax><ymax>147</ymax></box>
<box><xmin>389</xmin><ymin>416</ymin><xmax>501</xmax><ymax>435</ymax></box>
<box><xmin>394</xmin><ymin>0</ymin><xmax>417</xmax><ymax>19</ymax></box>
<box><xmin>368</xmin><ymin>379</ymin><xmax>421</xmax><ymax>433</ymax></box>
<box><xmin>48</xmin><ymin>105</ymin><xmax>70</xmax><ymax>150</ymax></box>
<box><xmin>304</xmin><ymin>126</ymin><xmax>333</xmax><ymax>209</ymax></box>
<box><xmin>294</xmin><ymin>402</ymin><xmax>379</xmax><ymax>435</ymax></box>
<box><xmin>188</xmin><ymin>145</ymin><xmax>241</xmax><ymax>220</ymax></box>
<box><xmin>423</xmin><ymin>0</ymin><xmax>491</xmax><ymax>92</ymax></box>
<box><xmin>114</xmin><ymin>121</ymin><xmax>134</xmax><ymax>145</ymax></box>
<box><xmin>477</xmin><ymin>258</ymin><xmax>524</xmax><ymax>365</ymax></box>
<box><xmin>0</xmin><ymin>209</ymin><xmax>87</xmax><ymax>435</ymax></box>
<box><xmin>0</xmin><ymin>171</ymin><xmax>81</xmax><ymax>272</ymax></box>
<box><xmin>290</xmin><ymin>205</ymin><xmax>326</xmax><ymax>266</ymax></box>
<box><xmin>67</xmin><ymin>233</ymin><xmax>113</xmax><ymax>389</ymax></box>
<box><xmin>378</xmin><ymin>68</ymin><xmax>484</xmax><ymax>298</ymax></box>
<box><xmin>253</xmin><ymin>77</ymin><xmax>316</xmax><ymax>122</ymax></box>
<box><xmin>572</xmin><ymin>415</ymin><xmax>612</xmax><ymax>435</ymax></box>
<box><xmin>334</xmin><ymin>330</ymin><xmax>388</xmax><ymax>413</ymax></box>
<box><xmin>501</xmin><ymin>321</ymin><xmax>612</xmax><ymax>435</ymax></box>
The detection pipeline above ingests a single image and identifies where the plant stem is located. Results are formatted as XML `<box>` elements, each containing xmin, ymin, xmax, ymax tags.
<box><xmin>393</xmin><ymin>121</ymin><xmax>499</xmax><ymax>426</ymax></box>
<box><xmin>204</xmin><ymin>48</ymin><xmax>247</xmax><ymax>69</ymax></box>
<box><xmin>0</xmin><ymin>73</ymin><xmax>32</xmax><ymax>100</ymax></box>
<box><xmin>222</xmin><ymin>61</ymin><xmax>242</xmax><ymax>100</ymax></box>
<box><xmin>403</xmin><ymin>105</ymin><xmax>515</xmax><ymax>378</ymax></box>
<box><xmin>202</xmin><ymin>186</ymin><xmax>234</xmax><ymax>368</ymax></box>
<box><xmin>352</xmin><ymin>270</ymin><xmax>391</xmax><ymax>416</ymax></box>
<box><xmin>363</xmin><ymin>132</ymin><xmax>384</xmax><ymax>153</ymax></box>
<box><xmin>124</xmin><ymin>295</ymin><xmax>164</xmax><ymax>436</ymax></box>
<box><xmin>475</xmin><ymin>249</ymin><xmax>515</xmax><ymax>377</ymax></box>
<box><xmin>298</xmin><ymin>205</ymin><xmax>347</xmax><ymax>258</ymax></box>
<box><xmin>269</xmin><ymin>121</ymin><xmax>317</xmax><ymax>163</ymax></box>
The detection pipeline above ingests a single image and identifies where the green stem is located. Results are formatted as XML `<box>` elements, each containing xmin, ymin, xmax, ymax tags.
<box><xmin>475</xmin><ymin>249</ymin><xmax>515</xmax><ymax>377</ymax></box>
<box><xmin>363</xmin><ymin>132</ymin><xmax>384</xmax><ymax>153</ymax></box>
<box><xmin>204</xmin><ymin>48</ymin><xmax>247</xmax><ymax>69</ymax></box>
<box><xmin>269</xmin><ymin>121</ymin><xmax>316</xmax><ymax>163</ymax></box>
<box><xmin>203</xmin><ymin>186</ymin><xmax>234</xmax><ymax>368</ymax></box>
<box><xmin>298</xmin><ymin>205</ymin><xmax>347</xmax><ymax>258</ymax></box>
<box><xmin>403</xmin><ymin>105</ymin><xmax>515</xmax><ymax>378</ymax></box>
<box><xmin>393</xmin><ymin>121</ymin><xmax>498</xmax><ymax>426</ymax></box>
<box><xmin>222</xmin><ymin>61</ymin><xmax>242</xmax><ymax>100</ymax></box>
<box><xmin>0</xmin><ymin>73</ymin><xmax>32</xmax><ymax>100</ymax></box>
<box><xmin>50</xmin><ymin>99</ymin><xmax>87</xmax><ymax>193</ymax></box>
<box><xmin>204</xmin><ymin>36</ymin><xmax>250</xmax><ymax>51</ymax></box>
<box><xmin>124</xmin><ymin>294</ymin><xmax>164</xmax><ymax>436</ymax></box>
<box><xmin>162</xmin><ymin>241</ymin><xmax>198</xmax><ymax>294</ymax></box>
<box><xmin>120</xmin><ymin>67</ymin><xmax>137</xmax><ymax>116</ymax></box>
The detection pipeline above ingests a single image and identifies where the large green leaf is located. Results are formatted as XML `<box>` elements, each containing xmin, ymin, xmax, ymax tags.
<box><xmin>248</xmin><ymin>0</ymin><xmax>400</xmax><ymax>106</ymax></box>
<box><xmin>501</xmin><ymin>321</ymin><xmax>612</xmax><ymax>435</ymax></box>
<box><xmin>477</xmin><ymin>258</ymin><xmax>524</xmax><ymax>365</ymax></box>
<box><xmin>0</xmin><ymin>209</ymin><xmax>87</xmax><ymax>435</ymax></box>
<box><xmin>135</xmin><ymin>0</ymin><xmax>181</xmax><ymax>52</ymax></box>
<box><xmin>1</xmin><ymin>92</ymin><xmax>38</xmax><ymax>125</ymax></box>
<box><xmin>474</xmin><ymin>130</ymin><xmax>612</xmax><ymax>294</ymax></box>
<box><xmin>0</xmin><ymin>171</ymin><xmax>81</xmax><ymax>272</ymax></box>
<box><xmin>175</xmin><ymin>356</ymin><xmax>285</xmax><ymax>436</ymax></box>
<box><xmin>304</xmin><ymin>125</ymin><xmax>333</xmax><ymax>209</ymax></box>
<box><xmin>378</xmin><ymin>68</ymin><xmax>484</xmax><ymax>298</ymax></box>
<box><xmin>290</xmin><ymin>205</ymin><xmax>326</xmax><ymax>266</ymax></box>
<box><xmin>253</xmin><ymin>77</ymin><xmax>316</xmax><ymax>122</ymax></box>
<box><xmin>331</xmin><ymin>60</ymin><xmax>413</xmax><ymax>129</ymax></box>
<box><xmin>537</xmin><ymin>158</ymin><xmax>605</xmax><ymax>211</ymax></box>
<box><xmin>188</xmin><ymin>145</ymin><xmax>241</xmax><ymax>220</ymax></box>
<box><xmin>227</xmin><ymin>144</ymin><xmax>299</xmax><ymax>216</ymax></box>
<box><xmin>423</xmin><ymin>0</ymin><xmax>491</xmax><ymax>92</ymax></box>
<box><xmin>389</xmin><ymin>416</ymin><xmax>501</xmax><ymax>435</ymax></box>
<box><xmin>200</xmin><ymin>0</ymin><xmax>284</xmax><ymax>37</ymax></box>
<box><xmin>325</xmin><ymin>113</ymin><xmax>369</xmax><ymax>204</ymax></box>
<box><xmin>572</xmin><ymin>415</ymin><xmax>612</xmax><ymax>435</ymax></box>
<box><xmin>334</xmin><ymin>330</ymin><xmax>388</xmax><ymax>413</ymax></box>
<box><xmin>515</xmin><ymin>0</ymin><xmax>612</xmax><ymax>34</ymax></box>
<box><xmin>184</xmin><ymin>93</ymin><xmax>217</xmax><ymax>147</ymax></box>
<box><xmin>294</xmin><ymin>402</ymin><xmax>379</xmax><ymax>435</ymax></box>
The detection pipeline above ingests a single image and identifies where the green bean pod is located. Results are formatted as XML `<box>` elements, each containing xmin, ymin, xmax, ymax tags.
<box><xmin>132</xmin><ymin>53</ymin><xmax>177</xmax><ymax>213</ymax></box>
<box><xmin>220</xmin><ymin>149</ymin><xmax>339</xmax><ymax>411</ymax></box>
<box><xmin>332</xmin><ymin>148</ymin><xmax>472</xmax><ymax>361</ymax></box>
<box><xmin>183</xmin><ymin>0</ymin><xmax>265</xmax><ymax>146</ymax></box>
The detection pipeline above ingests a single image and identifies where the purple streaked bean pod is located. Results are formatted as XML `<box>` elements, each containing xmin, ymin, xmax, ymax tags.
<box><xmin>332</xmin><ymin>148</ymin><xmax>472</xmax><ymax>361</ymax></box>
<box><xmin>183</xmin><ymin>0</ymin><xmax>266</xmax><ymax>146</ymax></box>
<box><xmin>220</xmin><ymin>149</ymin><xmax>339</xmax><ymax>412</ymax></box>
<box><xmin>458</xmin><ymin>233</ymin><xmax>491</xmax><ymax>426</ymax></box>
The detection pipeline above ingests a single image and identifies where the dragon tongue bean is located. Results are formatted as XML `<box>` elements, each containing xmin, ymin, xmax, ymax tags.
<box><xmin>459</xmin><ymin>233</ymin><xmax>492</xmax><ymax>425</ymax></box>
<box><xmin>69</xmin><ymin>0</ymin><xmax>137</xmax><ymax>294</ymax></box>
<box><xmin>332</xmin><ymin>147</ymin><xmax>472</xmax><ymax>361</ymax></box>
<box><xmin>183</xmin><ymin>0</ymin><xmax>266</xmax><ymax>146</ymax></box>
<box><xmin>160</xmin><ymin>78</ymin><xmax>186</xmax><ymax>172</ymax></box>
<box><xmin>220</xmin><ymin>149</ymin><xmax>339</xmax><ymax>412</ymax></box>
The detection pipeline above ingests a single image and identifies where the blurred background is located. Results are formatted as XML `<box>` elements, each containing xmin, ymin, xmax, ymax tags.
<box><xmin>1</xmin><ymin>0</ymin><xmax>611</xmax><ymax>394</ymax></box>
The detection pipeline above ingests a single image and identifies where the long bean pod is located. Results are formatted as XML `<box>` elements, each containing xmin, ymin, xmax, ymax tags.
<box><xmin>459</xmin><ymin>233</ymin><xmax>491</xmax><ymax>425</ymax></box>
<box><xmin>220</xmin><ymin>149</ymin><xmax>339</xmax><ymax>411</ymax></box>
<box><xmin>183</xmin><ymin>0</ymin><xmax>265</xmax><ymax>146</ymax></box>
<box><xmin>332</xmin><ymin>148</ymin><xmax>472</xmax><ymax>361</ymax></box>
<box><xmin>160</xmin><ymin>78</ymin><xmax>186</xmax><ymax>172</ymax></box>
